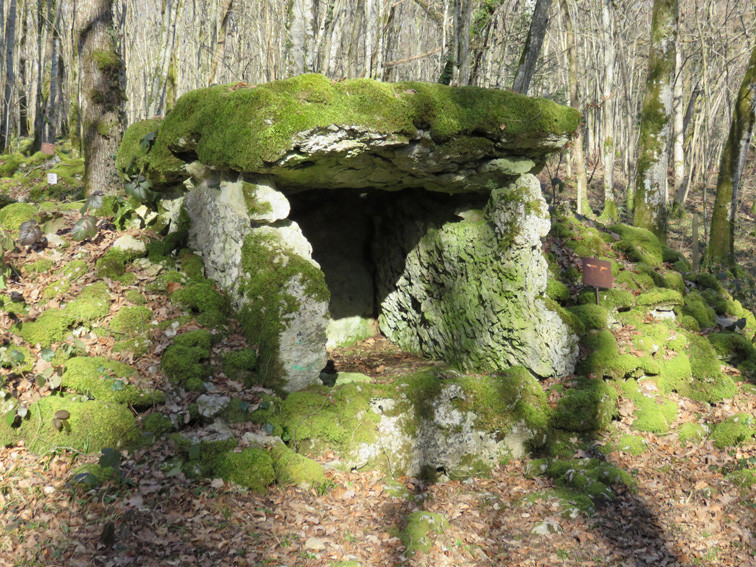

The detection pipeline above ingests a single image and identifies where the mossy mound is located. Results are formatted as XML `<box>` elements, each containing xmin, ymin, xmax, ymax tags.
<box><xmin>160</xmin><ymin>330</ymin><xmax>217</xmax><ymax>391</ymax></box>
<box><xmin>400</xmin><ymin>511</ymin><xmax>449</xmax><ymax>556</ymax></box>
<box><xmin>223</xmin><ymin>349</ymin><xmax>258</xmax><ymax>385</ymax></box>
<box><xmin>0</xmin><ymin>395</ymin><xmax>140</xmax><ymax>453</ymax></box>
<box><xmin>16</xmin><ymin>281</ymin><xmax>112</xmax><ymax>347</ymax></box>
<box><xmin>677</xmin><ymin>422</ymin><xmax>707</xmax><ymax>446</ymax></box>
<box><xmin>110</xmin><ymin>305</ymin><xmax>153</xmax><ymax>335</ymax></box>
<box><xmin>610</xmin><ymin>224</ymin><xmax>663</xmax><ymax>268</ymax></box>
<box><xmin>711</xmin><ymin>414</ymin><xmax>755</xmax><ymax>449</ymax></box>
<box><xmin>553</xmin><ymin>377</ymin><xmax>618</xmax><ymax>432</ymax></box>
<box><xmin>617</xmin><ymin>434</ymin><xmax>648</xmax><ymax>455</ymax></box>
<box><xmin>270</xmin><ymin>442</ymin><xmax>327</xmax><ymax>488</ymax></box>
<box><xmin>61</xmin><ymin>356</ymin><xmax>165</xmax><ymax>407</ymax></box>
<box><xmin>0</xmin><ymin>202</ymin><xmax>37</xmax><ymax>234</ymax></box>
<box><xmin>525</xmin><ymin>457</ymin><xmax>635</xmax><ymax>506</ymax></box>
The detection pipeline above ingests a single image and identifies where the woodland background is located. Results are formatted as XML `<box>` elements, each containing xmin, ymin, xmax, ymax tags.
<box><xmin>0</xmin><ymin>0</ymin><xmax>753</xmax><ymax>213</ymax></box>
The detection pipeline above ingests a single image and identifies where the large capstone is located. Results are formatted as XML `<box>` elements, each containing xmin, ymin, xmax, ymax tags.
<box><xmin>119</xmin><ymin>73</ymin><xmax>581</xmax><ymax>390</ymax></box>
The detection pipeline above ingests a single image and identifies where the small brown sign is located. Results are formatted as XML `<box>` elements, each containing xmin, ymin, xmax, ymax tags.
<box><xmin>41</xmin><ymin>142</ymin><xmax>55</xmax><ymax>155</ymax></box>
<box><xmin>582</xmin><ymin>257</ymin><xmax>612</xmax><ymax>289</ymax></box>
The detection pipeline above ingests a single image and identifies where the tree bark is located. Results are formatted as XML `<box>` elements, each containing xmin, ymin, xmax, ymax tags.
<box><xmin>77</xmin><ymin>0</ymin><xmax>125</xmax><ymax>195</ymax></box>
<box><xmin>512</xmin><ymin>0</ymin><xmax>552</xmax><ymax>95</ymax></box>
<box><xmin>562</xmin><ymin>0</ymin><xmax>588</xmax><ymax>214</ymax></box>
<box><xmin>600</xmin><ymin>0</ymin><xmax>616</xmax><ymax>221</ymax></box>
<box><xmin>0</xmin><ymin>0</ymin><xmax>17</xmax><ymax>153</ymax></box>
<box><xmin>705</xmin><ymin>41</ymin><xmax>756</xmax><ymax>268</ymax></box>
<box><xmin>633</xmin><ymin>0</ymin><xmax>678</xmax><ymax>240</ymax></box>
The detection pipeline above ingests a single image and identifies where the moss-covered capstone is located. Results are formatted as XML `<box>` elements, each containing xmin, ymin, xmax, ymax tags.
<box><xmin>119</xmin><ymin>73</ymin><xmax>579</xmax><ymax>193</ymax></box>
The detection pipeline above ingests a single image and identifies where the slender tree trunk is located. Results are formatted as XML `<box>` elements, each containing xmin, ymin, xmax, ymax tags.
<box><xmin>0</xmin><ymin>0</ymin><xmax>18</xmax><ymax>153</ymax></box>
<box><xmin>705</xmin><ymin>42</ymin><xmax>756</xmax><ymax>268</ymax></box>
<box><xmin>600</xmin><ymin>0</ymin><xmax>616</xmax><ymax>220</ymax></box>
<box><xmin>77</xmin><ymin>0</ymin><xmax>125</xmax><ymax>195</ymax></box>
<box><xmin>633</xmin><ymin>0</ymin><xmax>678</xmax><ymax>240</ymax></box>
<box><xmin>562</xmin><ymin>0</ymin><xmax>588</xmax><ymax>214</ymax></box>
<box><xmin>512</xmin><ymin>0</ymin><xmax>552</xmax><ymax>94</ymax></box>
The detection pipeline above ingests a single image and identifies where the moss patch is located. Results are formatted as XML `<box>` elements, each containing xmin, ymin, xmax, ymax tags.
<box><xmin>711</xmin><ymin>413</ymin><xmax>755</xmax><ymax>449</ymax></box>
<box><xmin>110</xmin><ymin>305</ymin><xmax>153</xmax><ymax>335</ymax></box>
<box><xmin>0</xmin><ymin>395</ymin><xmax>140</xmax><ymax>454</ymax></box>
<box><xmin>553</xmin><ymin>377</ymin><xmax>618</xmax><ymax>432</ymax></box>
<box><xmin>270</xmin><ymin>442</ymin><xmax>327</xmax><ymax>488</ymax></box>
<box><xmin>61</xmin><ymin>356</ymin><xmax>165</xmax><ymax>408</ymax></box>
<box><xmin>400</xmin><ymin>511</ymin><xmax>449</xmax><ymax>556</ymax></box>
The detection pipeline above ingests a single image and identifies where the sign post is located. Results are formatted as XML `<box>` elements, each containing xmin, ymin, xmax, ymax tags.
<box><xmin>582</xmin><ymin>257</ymin><xmax>612</xmax><ymax>305</ymax></box>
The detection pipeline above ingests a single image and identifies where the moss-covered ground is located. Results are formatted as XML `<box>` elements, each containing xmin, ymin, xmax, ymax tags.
<box><xmin>2</xmin><ymin>131</ymin><xmax>756</xmax><ymax>566</ymax></box>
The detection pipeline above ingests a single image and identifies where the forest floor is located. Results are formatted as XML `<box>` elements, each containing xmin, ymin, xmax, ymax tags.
<box><xmin>0</xmin><ymin>150</ymin><xmax>755</xmax><ymax>567</ymax></box>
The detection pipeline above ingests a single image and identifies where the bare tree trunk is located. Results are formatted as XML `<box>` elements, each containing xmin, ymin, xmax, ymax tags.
<box><xmin>512</xmin><ymin>0</ymin><xmax>552</xmax><ymax>94</ymax></box>
<box><xmin>562</xmin><ymin>0</ymin><xmax>588</xmax><ymax>214</ymax></box>
<box><xmin>0</xmin><ymin>0</ymin><xmax>18</xmax><ymax>153</ymax></box>
<box><xmin>671</xmin><ymin>43</ymin><xmax>685</xmax><ymax>207</ymax></box>
<box><xmin>705</xmin><ymin>41</ymin><xmax>756</xmax><ymax>268</ymax></box>
<box><xmin>77</xmin><ymin>0</ymin><xmax>125</xmax><ymax>195</ymax></box>
<box><xmin>600</xmin><ymin>0</ymin><xmax>616</xmax><ymax>220</ymax></box>
<box><xmin>633</xmin><ymin>0</ymin><xmax>678</xmax><ymax>239</ymax></box>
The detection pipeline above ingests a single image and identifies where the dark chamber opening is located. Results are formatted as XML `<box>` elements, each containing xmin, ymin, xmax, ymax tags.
<box><xmin>288</xmin><ymin>187</ymin><xmax>489</xmax><ymax>346</ymax></box>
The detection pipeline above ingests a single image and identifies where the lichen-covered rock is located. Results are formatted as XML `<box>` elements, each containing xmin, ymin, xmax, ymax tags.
<box><xmin>252</xmin><ymin>367</ymin><xmax>547</xmax><ymax>478</ymax></box>
<box><xmin>378</xmin><ymin>175</ymin><xmax>577</xmax><ymax>377</ymax></box>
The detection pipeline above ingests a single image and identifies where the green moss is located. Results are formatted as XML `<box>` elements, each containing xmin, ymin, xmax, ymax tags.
<box><xmin>212</xmin><ymin>447</ymin><xmax>275</xmax><ymax>491</ymax></box>
<box><xmin>617</xmin><ymin>434</ymin><xmax>648</xmax><ymax>455</ymax></box>
<box><xmin>171</xmin><ymin>281</ymin><xmax>228</xmax><ymax>314</ymax></box>
<box><xmin>635</xmin><ymin>288</ymin><xmax>683</xmax><ymax>308</ymax></box>
<box><xmin>553</xmin><ymin>377</ymin><xmax>618</xmax><ymax>432</ymax></box>
<box><xmin>0</xmin><ymin>202</ymin><xmax>36</xmax><ymax>235</ymax></box>
<box><xmin>711</xmin><ymin>413</ymin><xmax>755</xmax><ymax>449</ymax></box>
<box><xmin>161</xmin><ymin>343</ymin><xmax>209</xmax><ymax>387</ymax></box>
<box><xmin>656</xmin><ymin>354</ymin><xmax>693</xmax><ymax>394</ymax></box>
<box><xmin>16</xmin><ymin>282</ymin><xmax>111</xmax><ymax>347</ymax></box>
<box><xmin>218</xmin><ymin>398</ymin><xmax>253</xmax><ymax>423</ymax></box>
<box><xmin>400</xmin><ymin>511</ymin><xmax>449</xmax><ymax>556</ymax></box>
<box><xmin>270</xmin><ymin>442</ymin><xmax>327</xmax><ymax>488</ymax></box>
<box><xmin>112</xmin><ymin>335</ymin><xmax>151</xmax><ymax>358</ymax></box>
<box><xmin>578</xmin><ymin>288</ymin><xmax>634</xmax><ymax>310</ymax></box>
<box><xmin>525</xmin><ymin>457</ymin><xmax>635</xmax><ymax>507</ymax></box>
<box><xmin>686</xmin><ymin>334</ymin><xmax>737</xmax><ymax>403</ymax></box>
<box><xmin>25</xmin><ymin>258</ymin><xmax>54</xmax><ymax>274</ymax></box>
<box><xmin>142</xmin><ymin>413</ymin><xmax>174</xmax><ymax>437</ymax></box>
<box><xmin>61</xmin><ymin>356</ymin><xmax>165</xmax><ymax>407</ymax></box>
<box><xmin>116</xmin><ymin>119</ymin><xmax>163</xmax><ymax>177</ymax></box>
<box><xmin>139</xmin><ymin>74</ymin><xmax>579</xmax><ymax>185</ymax></box>
<box><xmin>662</xmin><ymin>270</ymin><xmax>685</xmax><ymax>293</ymax></box>
<box><xmin>174</xmin><ymin>328</ymin><xmax>214</xmax><ymax>349</ymax></box>
<box><xmin>0</xmin><ymin>394</ymin><xmax>141</xmax><ymax>454</ymax></box>
<box><xmin>616</xmin><ymin>270</ymin><xmax>655</xmax><ymax>292</ymax></box>
<box><xmin>726</xmin><ymin>469</ymin><xmax>756</xmax><ymax>492</ymax></box>
<box><xmin>95</xmin><ymin>248</ymin><xmax>128</xmax><ymax>279</ymax></box>
<box><xmin>546</xmin><ymin>277</ymin><xmax>570</xmax><ymax>303</ymax></box>
<box><xmin>578</xmin><ymin>330</ymin><xmax>656</xmax><ymax>379</ymax></box>
<box><xmin>621</xmin><ymin>379</ymin><xmax>677</xmax><ymax>434</ymax></box>
<box><xmin>700</xmin><ymin>288</ymin><xmax>729</xmax><ymax>316</ymax></box>
<box><xmin>110</xmin><ymin>306</ymin><xmax>153</xmax><ymax>335</ymax></box>
<box><xmin>223</xmin><ymin>349</ymin><xmax>258</xmax><ymax>385</ymax></box>
<box><xmin>124</xmin><ymin>289</ymin><xmax>147</xmax><ymax>304</ymax></box>
<box><xmin>685</xmin><ymin>272</ymin><xmax>722</xmax><ymax>292</ymax></box>
<box><xmin>567</xmin><ymin>304</ymin><xmax>608</xmax><ymax>331</ymax></box>
<box><xmin>682</xmin><ymin>292</ymin><xmax>716</xmax><ymax>328</ymax></box>
<box><xmin>457</xmin><ymin>366</ymin><xmax>550</xmax><ymax>436</ymax></box>
<box><xmin>676</xmin><ymin>422</ymin><xmax>707</xmax><ymax>446</ymax></box>
<box><xmin>673</xmin><ymin>258</ymin><xmax>691</xmax><ymax>273</ymax></box>
<box><xmin>41</xmin><ymin>279</ymin><xmax>70</xmax><ymax>301</ymax></box>
<box><xmin>543</xmin><ymin>297</ymin><xmax>585</xmax><ymax>335</ymax></box>
<box><xmin>195</xmin><ymin>310</ymin><xmax>229</xmax><ymax>329</ymax></box>
<box><xmin>610</xmin><ymin>224</ymin><xmax>663</xmax><ymax>268</ymax></box>
<box><xmin>179</xmin><ymin>250</ymin><xmax>205</xmax><ymax>279</ymax></box>
<box><xmin>146</xmin><ymin>269</ymin><xmax>185</xmax><ymax>293</ymax></box>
